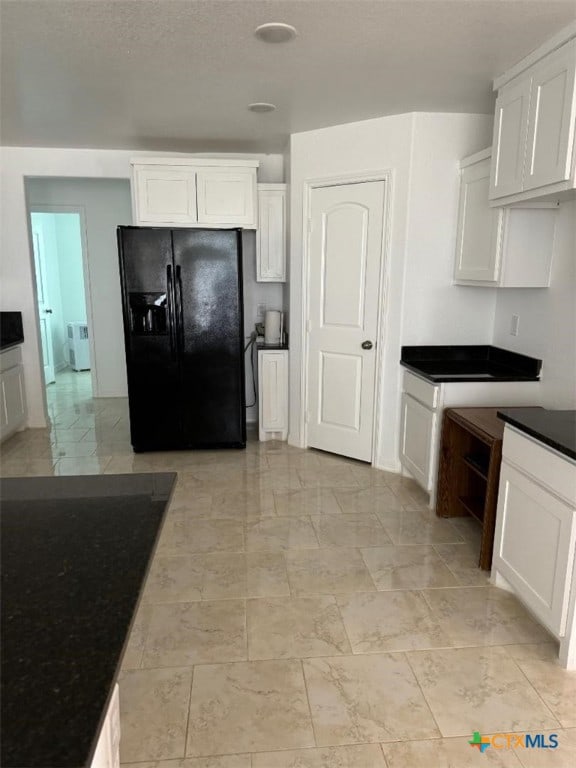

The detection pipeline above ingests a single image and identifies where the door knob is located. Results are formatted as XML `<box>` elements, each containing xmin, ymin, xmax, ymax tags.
<box><xmin>45</xmin><ymin>309</ymin><xmax>53</xmax><ymax>314</ymax></box>
<box><xmin>361</xmin><ymin>340</ymin><xmax>373</xmax><ymax>350</ymax></box>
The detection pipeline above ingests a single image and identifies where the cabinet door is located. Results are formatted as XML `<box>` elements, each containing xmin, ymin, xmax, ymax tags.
<box><xmin>134</xmin><ymin>167</ymin><xmax>197</xmax><ymax>224</ymax></box>
<box><xmin>0</xmin><ymin>365</ymin><xmax>26</xmax><ymax>440</ymax></box>
<box><xmin>259</xmin><ymin>351</ymin><xmax>288</xmax><ymax>434</ymax></box>
<box><xmin>196</xmin><ymin>169</ymin><xmax>256</xmax><ymax>228</ymax></box>
<box><xmin>454</xmin><ymin>158</ymin><xmax>502</xmax><ymax>283</ymax></box>
<box><xmin>493</xmin><ymin>462</ymin><xmax>576</xmax><ymax>636</ymax></box>
<box><xmin>257</xmin><ymin>186</ymin><xmax>286</xmax><ymax>281</ymax></box>
<box><xmin>490</xmin><ymin>77</ymin><xmax>532</xmax><ymax>199</ymax></box>
<box><xmin>399</xmin><ymin>393</ymin><xmax>437</xmax><ymax>491</ymax></box>
<box><xmin>524</xmin><ymin>40</ymin><xmax>576</xmax><ymax>191</ymax></box>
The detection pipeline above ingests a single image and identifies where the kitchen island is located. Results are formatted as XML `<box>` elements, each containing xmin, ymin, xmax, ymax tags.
<box><xmin>0</xmin><ymin>472</ymin><xmax>176</xmax><ymax>768</ymax></box>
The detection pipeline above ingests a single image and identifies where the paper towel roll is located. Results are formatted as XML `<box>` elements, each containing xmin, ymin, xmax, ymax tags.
<box><xmin>264</xmin><ymin>310</ymin><xmax>282</xmax><ymax>345</ymax></box>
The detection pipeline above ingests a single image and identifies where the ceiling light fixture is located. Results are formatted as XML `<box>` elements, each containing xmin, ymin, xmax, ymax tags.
<box><xmin>248</xmin><ymin>102</ymin><xmax>277</xmax><ymax>113</ymax></box>
<box><xmin>254</xmin><ymin>22</ymin><xmax>297</xmax><ymax>43</ymax></box>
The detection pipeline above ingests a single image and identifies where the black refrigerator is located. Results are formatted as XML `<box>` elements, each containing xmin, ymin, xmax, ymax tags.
<box><xmin>117</xmin><ymin>226</ymin><xmax>246</xmax><ymax>451</ymax></box>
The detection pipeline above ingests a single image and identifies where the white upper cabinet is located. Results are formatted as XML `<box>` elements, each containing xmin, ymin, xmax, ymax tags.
<box><xmin>196</xmin><ymin>169</ymin><xmax>257</xmax><ymax>227</ymax></box>
<box><xmin>256</xmin><ymin>183</ymin><xmax>286</xmax><ymax>282</ymax></box>
<box><xmin>489</xmin><ymin>34</ymin><xmax>576</xmax><ymax>203</ymax></box>
<box><xmin>131</xmin><ymin>158</ymin><xmax>258</xmax><ymax>228</ymax></box>
<box><xmin>135</xmin><ymin>166</ymin><xmax>198</xmax><ymax>224</ymax></box>
<box><xmin>455</xmin><ymin>149</ymin><xmax>558</xmax><ymax>287</ymax></box>
<box><xmin>524</xmin><ymin>42</ymin><xmax>576</xmax><ymax>191</ymax></box>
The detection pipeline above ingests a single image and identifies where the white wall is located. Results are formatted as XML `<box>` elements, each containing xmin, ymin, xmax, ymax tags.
<box><xmin>54</xmin><ymin>213</ymin><xmax>87</xmax><ymax>329</ymax></box>
<box><xmin>0</xmin><ymin>147</ymin><xmax>284</xmax><ymax>427</ymax></box>
<box><xmin>493</xmin><ymin>199</ymin><xmax>576</xmax><ymax>408</ymax></box>
<box><xmin>27</xmin><ymin>178</ymin><xmax>133</xmax><ymax>400</ymax></box>
<box><xmin>288</xmin><ymin>112</ymin><xmax>493</xmax><ymax>470</ymax></box>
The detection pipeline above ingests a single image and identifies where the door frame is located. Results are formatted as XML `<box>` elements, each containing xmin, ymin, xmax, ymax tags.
<box><xmin>26</xmin><ymin>204</ymin><xmax>99</xmax><ymax>399</ymax></box>
<box><xmin>300</xmin><ymin>169</ymin><xmax>394</xmax><ymax>466</ymax></box>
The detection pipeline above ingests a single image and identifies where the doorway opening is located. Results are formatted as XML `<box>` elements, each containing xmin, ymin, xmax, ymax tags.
<box><xmin>29</xmin><ymin>209</ymin><xmax>95</xmax><ymax>413</ymax></box>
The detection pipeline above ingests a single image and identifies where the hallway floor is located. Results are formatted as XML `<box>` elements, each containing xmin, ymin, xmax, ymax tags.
<box><xmin>1</xmin><ymin>386</ymin><xmax>575</xmax><ymax>768</ymax></box>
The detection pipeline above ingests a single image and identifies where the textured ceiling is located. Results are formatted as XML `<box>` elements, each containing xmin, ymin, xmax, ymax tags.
<box><xmin>1</xmin><ymin>0</ymin><xmax>575</xmax><ymax>152</ymax></box>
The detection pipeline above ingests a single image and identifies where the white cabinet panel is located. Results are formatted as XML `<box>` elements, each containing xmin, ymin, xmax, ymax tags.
<box><xmin>455</xmin><ymin>151</ymin><xmax>557</xmax><ymax>288</ymax></box>
<box><xmin>90</xmin><ymin>684</ymin><xmax>120</xmax><ymax>768</ymax></box>
<box><xmin>256</xmin><ymin>184</ymin><xmax>286</xmax><ymax>282</ymax></box>
<box><xmin>258</xmin><ymin>350</ymin><xmax>288</xmax><ymax>441</ymax></box>
<box><xmin>524</xmin><ymin>40</ymin><xmax>576</xmax><ymax>191</ymax></box>
<box><xmin>134</xmin><ymin>167</ymin><xmax>197</xmax><ymax>224</ymax></box>
<box><xmin>399</xmin><ymin>393</ymin><xmax>437</xmax><ymax>491</ymax></box>
<box><xmin>490</xmin><ymin>78</ymin><xmax>532</xmax><ymax>199</ymax></box>
<box><xmin>455</xmin><ymin>155</ymin><xmax>501</xmax><ymax>283</ymax></box>
<box><xmin>494</xmin><ymin>461</ymin><xmax>576</xmax><ymax>636</ymax></box>
<box><xmin>0</xmin><ymin>349</ymin><xmax>26</xmax><ymax>442</ymax></box>
<box><xmin>196</xmin><ymin>169</ymin><xmax>257</xmax><ymax>228</ymax></box>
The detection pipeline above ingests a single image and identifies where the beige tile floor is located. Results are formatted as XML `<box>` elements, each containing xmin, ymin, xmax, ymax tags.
<box><xmin>1</xmin><ymin>371</ymin><xmax>575</xmax><ymax>768</ymax></box>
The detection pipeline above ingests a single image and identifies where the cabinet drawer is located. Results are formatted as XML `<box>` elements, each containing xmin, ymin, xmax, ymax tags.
<box><xmin>403</xmin><ymin>371</ymin><xmax>439</xmax><ymax>410</ymax></box>
<box><xmin>503</xmin><ymin>426</ymin><xmax>576</xmax><ymax>504</ymax></box>
<box><xmin>0</xmin><ymin>346</ymin><xmax>22</xmax><ymax>373</ymax></box>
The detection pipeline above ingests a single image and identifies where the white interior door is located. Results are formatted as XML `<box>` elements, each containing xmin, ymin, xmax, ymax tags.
<box><xmin>31</xmin><ymin>225</ymin><xmax>56</xmax><ymax>384</ymax></box>
<box><xmin>306</xmin><ymin>181</ymin><xmax>385</xmax><ymax>462</ymax></box>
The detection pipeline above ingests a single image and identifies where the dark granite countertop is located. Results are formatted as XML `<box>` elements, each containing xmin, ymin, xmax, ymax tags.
<box><xmin>0</xmin><ymin>472</ymin><xmax>176</xmax><ymax>768</ymax></box>
<box><xmin>497</xmin><ymin>408</ymin><xmax>576</xmax><ymax>461</ymax></box>
<box><xmin>401</xmin><ymin>345</ymin><xmax>541</xmax><ymax>383</ymax></box>
<box><xmin>0</xmin><ymin>311</ymin><xmax>24</xmax><ymax>351</ymax></box>
<box><xmin>257</xmin><ymin>341</ymin><xmax>289</xmax><ymax>351</ymax></box>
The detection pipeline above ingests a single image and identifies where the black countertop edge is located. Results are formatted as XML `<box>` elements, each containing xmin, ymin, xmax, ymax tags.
<box><xmin>256</xmin><ymin>342</ymin><xmax>289</xmax><ymax>351</ymax></box>
<box><xmin>400</xmin><ymin>345</ymin><xmax>541</xmax><ymax>383</ymax></box>
<box><xmin>400</xmin><ymin>361</ymin><xmax>541</xmax><ymax>383</ymax></box>
<box><xmin>497</xmin><ymin>408</ymin><xmax>576</xmax><ymax>462</ymax></box>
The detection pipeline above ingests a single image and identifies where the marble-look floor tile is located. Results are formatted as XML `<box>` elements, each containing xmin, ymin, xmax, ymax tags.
<box><xmin>361</xmin><ymin>544</ymin><xmax>458</xmax><ymax>589</ymax></box>
<box><xmin>449</xmin><ymin>515</ymin><xmax>483</xmax><ymax>546</ymax></box>
<box><xmin>158</xmin><ymin>519</ymin><xmax>245</xmax><ymax>555</ymax></box>
<box><xmin>384</xmin><ymin>475</ymin><xmax>430</xmax><ymax>507</ymax></box>
<box><xmin>423</xmin><ymin>586</ymin><xmax>552</xmax><ymax>646</ymax></box>
<box><xmin>376</xmin><ymin>508</ymin><xmax>464</xmax><ymax>545</ymax></box>
<box><xmin>286</xmin><ymin>548</ymin><xmax>376</xmax><ymax>595</ymax></box>
<box><xmin>121</xmin><ymin>604</ymin><xmax>153</xmax><ymax>670</ymax></box>
<box><xmin>303</xmin><ymin>653</ymin><xmax>440</xmax><ymax>744</ymax></box>
<box><xmin>246</xmin><ymin>552</ymin><xmax>291</xmax><ymax>597</ymax></box>
<box><xmin>121</xmin><ymin>756</ymin><xmax>252</xmax><ymax>768</ymax></box>
<box><xmin>143</xmin><ymin>555</ymin><xmax>205</xmax><ymax>603</ymax></box>
<box><xmin>382</xmin><ymin>736</ymin><xmax>523</xmax><ymax>767</ymax></box>
<box><xmin>334</xmin><ymin>486</ymin><xmax>404</xmax><ymax>515</ymax></box>
<box><xmin>246</xmin><ymin>516</ymin><xmax>319</xmax><ymax>551</ymax></box>
<box><xmin>337</xmin><ymin>590</ymin><xmax>450</xmax><ymax>653</ymax></box>
<box><xmin>515</xmin><ymin>659</ymin><xmax>576</xmax><ymax>726</ymax></box>
<box><xmin>433</xmin><ymin>542</ymin><xmax>490</xmax><ymax>586</ymax></box>
<box><xmin>503</xmin><ymin>642</ymin><xmax>559</xmax><ymax>662</ymax></box>
<box><xmin>211</xmin><ymin>489</ymin><xmax>276</xmax><ymax>518</ymax></box>
<box><xmin>119</xmin><ymin>666</ymin><xmax>193</xmax><ymax>762</ymax></box>
<box><xmin>200</xmin><ymin>553</ymin><xmax>248</xmax><ymax>599</ymax></box>
<box><xmin>247</xmin><ymin>596</ymin><xmax>351</xmax><ymax>660</ymax></box>
<box><xmin>407</xmin><ymin>646</ymin><xmax>559</xmax><ymax>737</ymax></box>
<box><xmin>348</xmin><ymin>464</ymin><xmax>400</xmax><ymax>488</ymax></box>
<box><xmin>515</xmin><ymin>729</ymin><xmax>576</xmax><ymax>767</ymax></box>
<box><xmin>251</xmin><ymin>744</ymin><xmax>387</xmax><ymax>767</ymax></box>
<box><xmin>142</xmin><ymin>601</ymin><xmax>246</xmax><ymax>667</ymax></box>
<box><xmin>273</xmin><ymin>487</ymin><xmax>342</xmax><ymax>516</ymax></box>
<box><xmin>297</xmin><ymin>466</ymin><xmax>360</xmax><ymax>488</ymax></box>
<box><xmin>310</xmin><ymin>513</ymin><xmax>391</xmax><ymax>548</ymax></box>
<box><xmin>186</xmin><ymin>660</ymin><xmax>315</xmax><ymax>755</ymax></box>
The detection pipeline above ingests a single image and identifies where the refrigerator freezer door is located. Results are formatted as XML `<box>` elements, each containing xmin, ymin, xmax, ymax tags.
<box><xmin>118</xmin><ymin>227</ymin><xmax>182</xmax><ymax>450</ymax></box>
<box><xmin>172</xmin><ymin>229</ymin><xmax>246</xmax><ymax>447</ymax></box>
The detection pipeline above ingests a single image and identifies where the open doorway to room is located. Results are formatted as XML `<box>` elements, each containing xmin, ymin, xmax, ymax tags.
<box><xmin>29</xmin><ymin>208</ymin><xmax>95</xmax><ymax>415</ymax></box>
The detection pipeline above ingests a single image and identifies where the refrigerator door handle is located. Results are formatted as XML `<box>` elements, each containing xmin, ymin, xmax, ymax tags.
<box><xmin>175</xmin><ymin>264</ymin><xmax>185</xmax><ymax>352</ymax></box>
<box><xmin>166</xmin><ymin>264</ymin><xmax>177</xmax><ymax>359</ymax></box>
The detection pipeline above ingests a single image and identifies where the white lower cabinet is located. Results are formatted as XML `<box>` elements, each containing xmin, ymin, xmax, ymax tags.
<box><xmin>399</xmin><ymin>393</ymin><xmax>437</xmax><ymax>490</ymax></box>
<box><xmin>90</xmin><ymin>684</ymin><xmax>120</xmax><ymax>768</ymax></box>
<box><xmin>0</xmin><ymin>346</ymin><xmax>27</xmax><ymax>442</ymax></box>
<box><xmin>258</xmin><ymin>350</ymin><xmax>288</xmax><ymax>441</ymax></box>
<box><xmin>492</xmin><ymin>426</ymin><xmax>576</xmax><ymax>668</ymax></box>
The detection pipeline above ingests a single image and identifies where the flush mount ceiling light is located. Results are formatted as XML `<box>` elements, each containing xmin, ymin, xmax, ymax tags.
<box><xmin>254</xmin><ymin>22</ymin><xmax>297</xmax><ymax>43</ymax></box>
<box><xmin>248</xmin><ymin>102</ymin><xmax>277</xmax><ymax>113</ymax></box>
